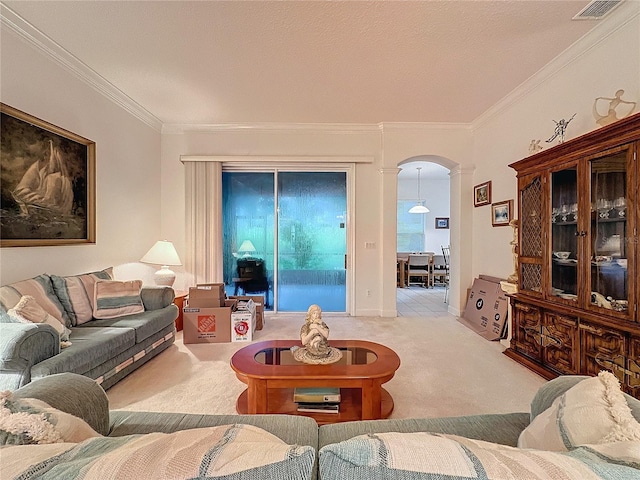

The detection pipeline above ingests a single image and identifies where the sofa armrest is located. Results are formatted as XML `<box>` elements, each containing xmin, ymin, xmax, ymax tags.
<box><xmin>318</xmin><ymin>412</ymin><xmax>530</xmax><ymax>449</ymax></box>
<box><xmin>141</xmin><ymin>286</ymin><xmax>175</xmax><ymax>311</ymax></box>
<box><xmin>0</xmin><ymin>323</ymin><xmax>59</xmax><ymax>390</ymax></box>
<box><xmin>12</xmin><ymin>372</ymin><xmax>110</xmax><ymax>436</ymax></box>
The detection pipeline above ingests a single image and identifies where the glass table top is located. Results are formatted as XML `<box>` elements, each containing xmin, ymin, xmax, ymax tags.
<box><xmin>254</xmin><ymin>345</ymin><xmax>377</xmax><ymax>366</ymax></box>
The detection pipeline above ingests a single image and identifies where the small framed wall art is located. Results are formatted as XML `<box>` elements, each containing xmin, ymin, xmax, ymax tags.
<box><xmin>473</xmin><ymin>181</ymin><xmax>491</xmax><ymax>207</ymax></box>
<box><xmin>435</xmin><ymin>217</ymin><xmax>449</xmax><ymax>229</ymax></box>
<box><xmin>491</xmin><ymin>199</ymin><xmax>513</xmax><ymax>227</ymax></box>
<box><xmin>0</xmin><ymin>103</ymin><xmax>96</xmax><ymax>247</ymax></box>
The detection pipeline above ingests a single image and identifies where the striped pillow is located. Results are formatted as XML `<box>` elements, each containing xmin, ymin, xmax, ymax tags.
<box><xmin>51</xmin><ymin>268</ymin><xmax>113</xmax><ymax>326</ymax></box>
<box><xmin>0</xmin><ymin>275</ymin><xmax>69</xmax><ymax>327</ymax></box>
<box><xmin>93</xmin><ymin>280</ymin><xmax>144</xmax><ymax>319</ymax></box>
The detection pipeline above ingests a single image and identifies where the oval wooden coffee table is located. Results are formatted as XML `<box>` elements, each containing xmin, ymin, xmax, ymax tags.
<box><xmin>230</xmin><ymin>340</ymin><xmax>401</xmax><ymax>425</ymax></box>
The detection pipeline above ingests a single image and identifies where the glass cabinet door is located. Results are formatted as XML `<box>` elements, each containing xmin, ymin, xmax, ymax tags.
<box><xmin>588</xmin><ymin>147</ymin><xmax>631</xmax><ymax>318</ymax></box>
<box><xmin>550</xmin><ymin>165</ymin><xmax>579</xmax><ymax>304</ymax></box>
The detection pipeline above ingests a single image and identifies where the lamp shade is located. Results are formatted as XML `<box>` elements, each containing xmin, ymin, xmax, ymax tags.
<box><xmin>140</xmin><ymin>240</ymin><xmax>182</xmax><ymax>266</ymax></box>
<box><xmin>409</xmin><ymin>166</ymin><xmax>429</xmax><ymax>214</ymax></box>
<box><xmin>237</xmin><ymin>240</ymin><xmax>257</xmax><ymax>256</ymax></box>
<box><xmin>409</xmin><ymin>204</ymin><xmax>430</xmax><ymax>214</ymax></box>
<box><xmin>141</xmin><ymin>241</ymin><xmax>182</xmax><ymax>287</ymax></box>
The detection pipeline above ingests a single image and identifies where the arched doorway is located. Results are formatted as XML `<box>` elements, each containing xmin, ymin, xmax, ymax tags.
<box><xmin>397</xmin><ymin>156</ymin><xmax>456</xmax><ymax>316</ymax></box>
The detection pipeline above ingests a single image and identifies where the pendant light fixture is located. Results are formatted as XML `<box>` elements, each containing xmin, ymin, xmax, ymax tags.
<box><xmin>408</xmin><ymin>167</ymin><xmax>430</xmax><ymax>214</ymax></box>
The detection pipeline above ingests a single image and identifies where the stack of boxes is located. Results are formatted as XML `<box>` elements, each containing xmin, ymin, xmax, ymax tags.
<box><xmin>183</xmin><ymin>283</ymin><xmax>263</xmax><ymax>344</ymax></box>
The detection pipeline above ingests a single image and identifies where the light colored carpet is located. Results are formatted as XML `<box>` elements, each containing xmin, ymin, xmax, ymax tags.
<box><xmin>107</xmin><ymin>312</ymin><xmax>547</xmax><ymax>419</ymax></box>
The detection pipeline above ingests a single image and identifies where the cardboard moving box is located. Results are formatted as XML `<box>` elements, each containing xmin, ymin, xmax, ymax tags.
<box><xmin>229</xmin><ymin>295</ymin><xmax>265</xmax><ymax>330</ymax></box>
<box><xmin>458</xmin><ymin>277</ymin><xmax>509</xmax><ymax>341</ymax></box>
<box><xmin>183</xmin><ymin>306</ymin><xmax>231</xmax><ymax>343</ymax></box>
<box><xmin>231</xmin><ymin>299</ymin><xmax>256</xmax><ymax>342</ymax></box>
<box><xmin>188</xmin><ymin>283</ymin><xmax>226</xmax><ymax>308</ymax></box>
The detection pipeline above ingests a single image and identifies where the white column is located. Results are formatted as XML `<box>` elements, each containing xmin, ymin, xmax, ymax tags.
<box><xmin>379</xmin><ymin>167</ymin><xmax>401</xmax><ymax>317</ymax></box>
<box><xmin>448</xmin><ymin>166</ymin><xmax>475</xmax><ymax>316</ymax></box>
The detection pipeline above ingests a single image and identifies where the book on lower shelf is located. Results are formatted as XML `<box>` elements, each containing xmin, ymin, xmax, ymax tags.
<box><xmin>293</xmin><ymin>387</ymin><xmax>341</xmax><ymax>403</ymax></box>
<box><xmin>296</xmin><ymin>402</ymin><xmax>340</xmax><ymax>414</ymax></box>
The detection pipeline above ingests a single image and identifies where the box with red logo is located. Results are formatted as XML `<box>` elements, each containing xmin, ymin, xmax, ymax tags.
<box><xmin>231</xmin><ymin>299</ymin><xmax>256</xmax><ymax>342</ymax></box>
<box><xmin>229</xmin><ymin>295</ymin><xmax>264</xmax><ymax>330</ymax></box>
<box><xmin>183</xmin><ymin>306</ymin><xmax>231</xmax><ymax>343</ymax></box>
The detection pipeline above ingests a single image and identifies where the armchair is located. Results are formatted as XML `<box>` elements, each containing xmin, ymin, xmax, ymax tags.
<box><xmin>233</xmin><ymin>259</ymin><xmax>270</xmax><ymax>307</ymax></box>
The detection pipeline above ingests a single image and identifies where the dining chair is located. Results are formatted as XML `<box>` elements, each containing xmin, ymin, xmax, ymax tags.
<box><xmin>441</xmin><ymin>246</ymin><xmax>451</xmax><ymax>303</ymax></box>
<box><xmin>408</xmin><ymin>254</ymin><xmax>432</xmax><ymax>287</ymax></box>
<box><xmin>396</xmin><ymin>253</ymin><xmax>410</xmax><ymax>287</ymax></box>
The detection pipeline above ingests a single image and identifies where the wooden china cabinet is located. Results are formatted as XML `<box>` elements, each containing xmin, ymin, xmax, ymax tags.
<box><xmin>505</xmin><ymin>113</ymin><xmax>640</xmax><ymax>398</ymax></box>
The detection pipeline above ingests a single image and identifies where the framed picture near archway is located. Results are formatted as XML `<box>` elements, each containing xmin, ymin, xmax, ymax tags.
<box><xmin>491</xmin><ymin>199</ymin><xmax>513</xmax><ymax>227</ymax></box>
<box><xmin>473</xmin><ymin>181</ymin><xmax>491</xmax><ymax>207</ymax></box>
<box><xmin>435</xmin><ymin>217</ymin><xmax>449</xmax><ymax>229</ymax></box>
<box><xmin>0</xmin><ymin>104</ymin><xmax>96</xmax><ymax>247</ymax></box>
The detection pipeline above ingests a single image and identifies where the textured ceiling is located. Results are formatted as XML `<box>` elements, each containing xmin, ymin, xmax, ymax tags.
<box><xmin>3</xmin><ymin>0</ymin><xmax>599</xmax><ymax>125</ymax></box>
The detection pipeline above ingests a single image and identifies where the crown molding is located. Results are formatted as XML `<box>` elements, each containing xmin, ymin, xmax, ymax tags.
<box><xmin>1</xmin><ymin>3</ymin><xmax>163</xmax><ymax>132</ymax></box>
<box><xmin>472</xmin><ymin>1</ymin><xmax>640</xmax><ymax>130</ymax></box>
<box><xmin>380</xmin><ymin>122</ymin><xmax>471</xmax><ymax>133</ymax></box>
<box><xmin>163</xmin><ymin>121</ymin><xmax>471</xmax><ymax>135</ymax></box>
<box><xmin>162</xmin><ymin>122</ymin><xmax>382</xmax><ymax>135</ymax></box>
<box><xmin>181</xmin><ymin>155</ymin><xmax>374</xmax><ymax>164</ymax></box>
<box><xmin>449</xmin><ymin>165</ymin><xmax>475</xmax><ymax>177</ymax></box>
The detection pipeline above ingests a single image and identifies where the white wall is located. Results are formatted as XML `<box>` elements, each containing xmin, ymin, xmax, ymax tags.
<box><xmin>160</xmin><ymin>123</ymin><xmax>473</xmax><ymax>316</ymax></box>
<box><xmin>0</xmin><ymin>28</ymin><xmax>162</xmax><ymax>285</ymax></box>
<box><xmin>381</xmin><ymin>127</ymin><xmax>473</xmax><ymax>314</ymax></box>
<box><xmin>471</xmin><ymin>3</ymin><xmax>639</xmax><ymax>282</ymax></box>
<box><xmin>397</xmin><ymin>174</ymin><xmax>450</xmax><ymax>254</ymax></box>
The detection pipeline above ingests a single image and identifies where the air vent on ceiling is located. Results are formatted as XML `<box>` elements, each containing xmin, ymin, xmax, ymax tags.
<box><xmin>573</xmin><ymin>0</ymin><xmax>623</xmax><ymax>20</ymax></box>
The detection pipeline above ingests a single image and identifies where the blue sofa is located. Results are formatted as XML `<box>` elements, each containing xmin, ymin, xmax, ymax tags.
<box><xmin>5</xmin><ymin>373</ymin><xmax>639</xmax><ymax>479</ymax></box>
<box><xmin>0</xmin><ymin>272</ymin><xmax>177</xmax><ymax>391</ymax></box>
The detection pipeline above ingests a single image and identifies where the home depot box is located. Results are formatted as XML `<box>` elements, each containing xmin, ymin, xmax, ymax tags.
<box><xmin>231</xmin><ymin>299</ymin><xmax>256</xmax><ymax>342</ymax></box>
<box><xmin>183</xmin><ymin>306</ymin><xmax>231</xmax><ymax>343</ymax></box>
<box><xmin>188</xmin><ymin>283</ymin><xmax>226</xmax><ymax>307</ymax></box>
<box><xmin>229</xmin><ymin>295</ymin><xmax>265</xmax><ymax>330</ymax></box>
<box><xmin>458</xmin><ymin>277</ymin><xmax>509</xmax><ymax>341</ymax></box>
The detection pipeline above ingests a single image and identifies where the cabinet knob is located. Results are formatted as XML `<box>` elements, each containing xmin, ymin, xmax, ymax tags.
<box><xmin>574</xmin><ymin>231</ymin><xmax>587</xmax><ymax>237</ymax></box>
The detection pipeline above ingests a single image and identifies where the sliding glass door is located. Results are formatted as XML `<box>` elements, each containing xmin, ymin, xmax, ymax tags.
<box><xmin>222</xmin><ymin>170</ymin><xmax>347</xmax><ymax>312</ymax></box>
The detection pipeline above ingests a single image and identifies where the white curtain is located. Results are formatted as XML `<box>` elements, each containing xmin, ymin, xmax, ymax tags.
<box><xmin>183</xmin><ymin>160</ymin><xmax>223</xmax><ymax>285</ymax></box>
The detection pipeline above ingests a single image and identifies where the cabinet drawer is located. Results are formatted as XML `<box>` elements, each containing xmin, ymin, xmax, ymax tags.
<box><xmin>580</xmin><ymin>321</ymin><xmax>626</xmax><ymax>380</ymax></box>
<box><xmin>543</xmin><ymin>312</ymin><xmax>578</xmax><ymax>374</ymax></box>
<box><xmin>512</xmin><ymin>302</ymin><xmax>542</xmax><ymax>361</ymax></box>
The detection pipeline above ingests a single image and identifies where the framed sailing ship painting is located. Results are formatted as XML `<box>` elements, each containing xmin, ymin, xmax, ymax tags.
<box><xmin>0</xmin><ymin>104</ymin><xmax>95</xmax><ymax>247</ymax></box>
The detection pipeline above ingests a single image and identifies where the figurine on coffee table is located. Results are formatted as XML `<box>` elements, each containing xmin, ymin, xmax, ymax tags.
<box><xmin>292</xmin><ymin>304</ymin><xmax>342</xmax><ymax>364</ymax></box>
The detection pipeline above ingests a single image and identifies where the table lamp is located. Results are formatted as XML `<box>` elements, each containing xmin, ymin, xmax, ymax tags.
<box><xmin>237</xmin><ymin>240</ymin><xmax>257</xmax><ymax>258</ymax></box>
<box><xmin>140</xmin><ymin>240</ymin><xmax>182</xmax><ymax>286</ymax></box>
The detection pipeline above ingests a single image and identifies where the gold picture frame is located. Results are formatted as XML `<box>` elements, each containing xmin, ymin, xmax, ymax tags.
<box><xmin>1</xmin><ymin>103</ymin><xmax>96</xmax><ymax>247</ymax></box>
